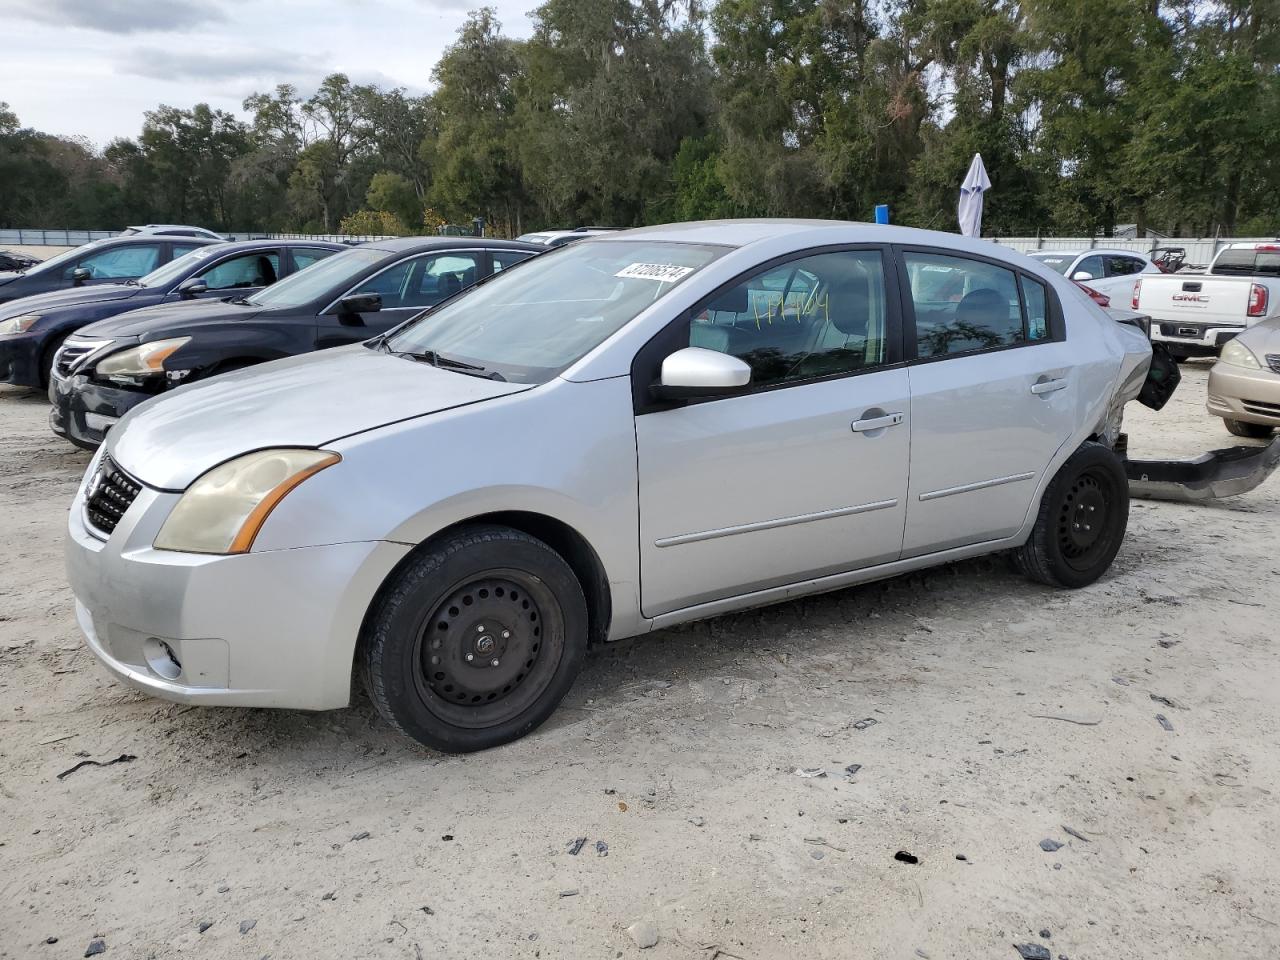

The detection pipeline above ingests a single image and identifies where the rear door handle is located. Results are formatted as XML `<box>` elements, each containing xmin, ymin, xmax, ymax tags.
<box><xmin>851</xmin><ymin>412</ymin><xmax>904</xmax><ymax>432</ymax></box>
<box><xmin>1030</xmin><ymin>378</ymin><xmax>1068</xmax><ymax>396</ymax></box>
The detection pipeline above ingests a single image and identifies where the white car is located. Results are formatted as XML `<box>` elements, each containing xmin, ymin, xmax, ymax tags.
<box><xmin>1028</xmin><ymin>249</ymin><xmax>1158</xmax><ymax>304</ymax></box>
<box><xmin>68</xmin><ymin>220</ymin><xmax>1167</xmax><ymax>752</ymax></box>
<box><xmin>514</xmin><ymin>227</ymin><xmax>617</xmax><ymax>248</ymax></box>
<box><xmin>121</xmin><ymin>224</ymin><xmax>225</xmax><ymax>241</ymax></box>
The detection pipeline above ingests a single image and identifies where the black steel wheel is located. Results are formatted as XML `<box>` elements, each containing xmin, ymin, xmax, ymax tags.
<box><xmin>362</xmin><ymin>525</ymin><xmax>587</xmax><ymax>752</ymax></box>
<box><xmin>1012</xmin><ymin>442</ymin><xmax>1129</xmax><ymax>588</ymax></box>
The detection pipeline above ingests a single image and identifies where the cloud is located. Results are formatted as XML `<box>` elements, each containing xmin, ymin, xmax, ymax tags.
<box><xmin>2</xmin><ymin>0</ymin><xmax>228</xmax><ymax>33</ymax></box>
<box><xmin>119</xmin><ymin>47</ymin><xmax>315</xmax><ymax>83</ymax></box>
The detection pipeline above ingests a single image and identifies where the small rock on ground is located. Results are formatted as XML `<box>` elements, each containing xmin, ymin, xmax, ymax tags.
<box><xmin>627</xmin><ymin>920</ymin><xmax>659</xmax><ymax>949</ymax></box>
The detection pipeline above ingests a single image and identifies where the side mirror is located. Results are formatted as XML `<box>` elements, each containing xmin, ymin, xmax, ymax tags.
<box><xmin>177</xmin><ymin>277</ymin><xmax>208</xmax><ymax>299</ymax></box>
<box><xmin>652</xmin><ymin>347</ymin><xmax>751</xmax><ymax>401</ymax></box>
<box><xmin>72</xmin><ymin>267</ymin><xmax>91</xmax><ymax>286</ymax></box>
<box><xmin>335</xmin><ymin>293</ymin><xmax>381</xmax><ymax>325</ymax></box>
<box><xmin>1072</xmin><ymin>270</ymin><xmax>1094</xmax><ymax>282</ymax></box>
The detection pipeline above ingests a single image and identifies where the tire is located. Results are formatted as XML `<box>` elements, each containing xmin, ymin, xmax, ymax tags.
<box><xmin>1012</xmin><ymin>442</ymin><xmax>1129</xmax><ymax>589</ymax></box>
<box><xmin>361</xmin><ymin>524</ymin><xmax>588</xmax><ymax>752</ymax></box>
<box><xmin>1224</xmin><ymin>418</ymin><xmax>1273</xmax><ymax>439</ymax></box>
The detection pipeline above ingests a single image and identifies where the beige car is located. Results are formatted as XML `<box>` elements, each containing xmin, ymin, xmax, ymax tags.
<box><xmin>1208</xmin><ymin>317</ymin><xmax>1280</xmax><ymax>438</ymax></box>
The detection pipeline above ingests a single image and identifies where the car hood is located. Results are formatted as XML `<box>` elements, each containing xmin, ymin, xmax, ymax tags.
<box><xmin>78</xmin><ymin>297</ymin><xmax>259</xmax><ymax>338</ymax></box>
<box><xmin>0</xmin><ymin>271</ymin><xmax>21</xmax><ymax>287</ymax></box>
<box><xmin>0</xmin><ymin>282</ymin><xmax>143</xmax><ymax>318</ymax></box>
<box><xmin>1238</xmin><ymin>316</ymin><xmax>1280</xmax><ymax>362</ymax></box>
<box><xmin>108</xmin><ymin>345</ymin><xmax>532</xmax><ymax>490</ymax></box>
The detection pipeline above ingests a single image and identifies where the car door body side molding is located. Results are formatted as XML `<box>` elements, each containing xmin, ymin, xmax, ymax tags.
<box><xmin>918</xmin><ymin>471</ymin><xmax>1036</xmax><ymax>502</ymax></box>
<box><xmin>654</xmin><ymin>498</ymin><xmax>901</xmax><ymax>548</ymax></box>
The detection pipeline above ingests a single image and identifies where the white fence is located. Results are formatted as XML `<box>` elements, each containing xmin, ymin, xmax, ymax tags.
<box><xmin>0</xmin><ymin>229</ymin><xmax>396</xmax><ymax>247</ymax></box>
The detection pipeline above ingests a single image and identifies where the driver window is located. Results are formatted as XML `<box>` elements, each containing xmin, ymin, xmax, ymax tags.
<box><xmin>198</xmin><ymin>252</ymin><xmax>280</xmax><ymax>290</ymax></box>
<box><xmin>351</xmin><ymin>253</ymin><xmax>482</xmax><ymax>309</ymax></box>
<box><xmin>71</xmin><ymin>244</ymin><xmax>162</xmax><ymax>280</ymax></box>
<box><xmin>682</xmin><ymin>250</ymin><xmax>889</xmax><ymax>388</ymax></box>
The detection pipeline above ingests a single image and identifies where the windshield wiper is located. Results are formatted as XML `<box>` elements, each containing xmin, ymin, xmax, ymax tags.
<box><xmin>393</xmin><ymin>347</ymin><xmax>506</xmax><ymax>381</ymax></box>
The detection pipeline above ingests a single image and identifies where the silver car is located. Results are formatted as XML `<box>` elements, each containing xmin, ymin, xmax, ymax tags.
<box><xmin>66</xmin><ymin>220</ymin><xmax>1155</xmax><ymax>751</ymax></box>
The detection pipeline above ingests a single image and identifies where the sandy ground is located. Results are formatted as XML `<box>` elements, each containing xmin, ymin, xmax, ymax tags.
<box><xmin>1</xmin><ymin>364</ymin><xmax>1278</xmax><ymax>960</ymax></box>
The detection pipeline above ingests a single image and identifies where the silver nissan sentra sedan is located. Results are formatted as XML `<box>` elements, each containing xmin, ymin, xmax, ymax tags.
<box><xmin>67</xmin><ymin>220</ymin><xmax>1156</xmax><ymax>752</ymax></box>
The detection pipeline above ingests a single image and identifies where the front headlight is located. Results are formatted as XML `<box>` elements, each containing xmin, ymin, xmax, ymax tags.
<box><xmin>0</xmin><ymin>314</ymin><xmax>40</xmax><ymax>335</ymax></box>
<box><xmin>1219</xmin><ymin>339</ymin><xmax>1262</xmax><ymax>370</ymax></box>
<box><xmin>95</xmin><ymin>337</ymin><xmax>191</xmax><ymax>380</ymax></box>
<box><xmin>154</xmin><ymin>448</ymin><xmax>341</xmax><ymax>554</ymax></box>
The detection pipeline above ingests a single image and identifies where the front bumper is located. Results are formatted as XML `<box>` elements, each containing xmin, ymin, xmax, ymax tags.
<box><xmin>1206</xmin><ymin>361</ymin><xmax>1280</xmax><ymax>426</ymax></box>
<box><xmin>49</xmin><ymin>372</ymin><xmax>150</xmax><ymax>449</ymax></box>
<box><xmin>66</xmin><ymin>468</ymin><xmax>412</xmax><ymax>710</ymax></box>
<box><xmin>0</xmin><ymin>334</ymin><xmax>42</xmax><ymax>386</ymax></box>
<box><xmin>1126</xmin><ymin>437</ymin><xmax>1280</xmax><ymax>501</ymax></box>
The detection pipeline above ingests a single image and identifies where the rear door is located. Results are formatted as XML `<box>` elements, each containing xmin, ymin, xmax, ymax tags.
<box><xmin>899</xmin><ymin>247</ymin><xmax>1078</xmax><ymax>556</ymax></box>
<box><xmin>634</xmin><ymin>247</ymin><xmax>911</xmax><ymax>616</ymax></box>
<box><xmin>315</xmin><ymin>250</ymin><xmax>486</xmax><ymax>348</ymax></box>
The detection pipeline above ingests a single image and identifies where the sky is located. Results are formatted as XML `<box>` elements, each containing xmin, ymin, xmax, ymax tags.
<box><xmin>0</xmin><ymin>0</ymin><xmax>535</xmax><ymax>148</ymax></box>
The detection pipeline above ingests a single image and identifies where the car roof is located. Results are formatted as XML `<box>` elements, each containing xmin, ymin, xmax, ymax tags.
<box><xmin>103</xmin><ymin>235</ymin><xmax>220</xmax><ymax>247</ymax></box>
<box><xmin>1029</xmin><ymin>248</ymin><xmax>1148</xmax><ymax>258</ymax></box>
<box><xmin>361</xmin><ymin>237</ymin><xmax>545</xmax><ymax>254</ymax></box>
<box><xmin>194</xmin><ymin>238</ymin><xmax>345</xmax><ymax>254</ymax></box>
<box><xmin>594</xmin><ymin>218</ymin><xmax>1066</xmax><ymax>252</ymax></box>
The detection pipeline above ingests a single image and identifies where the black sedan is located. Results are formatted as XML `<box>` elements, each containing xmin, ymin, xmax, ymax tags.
<box><xmin>0</xmin><ymin>250</ymin><xmax>40</xmax><ymax>272</ymax></box>
<box><xmin>0</xmin><ymin>239</ymin><xmax>341</xmax><ymax>389</ymax></box>
<box><xmin>0</xmin><ymin>235</ymin><xmax>218</xmax><ymax>307</ymax></box>
<box><xmin>50</xmin><ymin>237</ymin><xmax>543</xmax><ymax>449</ymax></box>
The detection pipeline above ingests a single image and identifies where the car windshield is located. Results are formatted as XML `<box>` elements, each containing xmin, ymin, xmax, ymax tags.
<box><xmin>1030</xmin><ymin>253</ymin><xmax>1075</xmax><ymax>275</ymax></box>
<box><xmin>246</xmin><ymin>247</ymin><xmax>386</xmax><ymax>308</ymax></box>
<box><xmin>137</xmin><ymin>246</ymin><xmax>222</xmax><ymax>289</ymax></box>
<box><xmin>385</xmin><ymin>239</ymin><xmax>727</xmax><ymax>384</ymax></box>
<box><xmin>20</xmin><ymin>239</ymin><xmax>110</xmax><ymax>276</ymax></box>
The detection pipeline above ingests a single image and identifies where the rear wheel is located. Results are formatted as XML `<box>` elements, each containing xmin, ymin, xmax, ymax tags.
<box><xmin>1224</xmin><ymin>418</ymin><xmax>1273</xmax><ymax>439</ymax></box>
<box><xmin>362</xmin><ymin>525</ymin><xmax>587</xmax><ymax>752</ymax></box>
<box><xmin>1012</xmin><ymin>442</ymin><xmax>1129</xmax><ymax>589</ymax></box>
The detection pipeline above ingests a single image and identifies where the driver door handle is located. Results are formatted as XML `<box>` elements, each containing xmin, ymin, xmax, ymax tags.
<box><xmin>1030</xmin><ymin>377</ymin><xmax>1068</xmax><ymax>396</ymax></box>
<box><xmin>851</xmin><ymin>412</ymin><xmax>904</xmax><ymax>432</ymax></box>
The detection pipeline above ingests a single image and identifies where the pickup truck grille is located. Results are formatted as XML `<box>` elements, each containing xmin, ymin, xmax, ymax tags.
<box><xmin>85</xmin><ymin>457</ymin><xmax>142</xmax><ymax>537</ymax></box>
<box><xmin>1267</xmin><ymin>354</ymin><xmax>1280</xmax><ymax>375</ymax></box>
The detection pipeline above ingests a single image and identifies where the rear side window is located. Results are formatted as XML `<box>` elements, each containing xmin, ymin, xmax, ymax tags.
<box><xmin>290</xmin><ymin>247</ymin><xmax>336</xmax><ymax>272</ymax></box>
<box><xmin>682</xmin><ymin>250</ymin><xmax>890</xmax><ymax>388</ymax></box>
<box><xmin>904</xmin><ymin>252</ymin><xmax>1048</xmax><ymax>359</ymax></box>
<box><xmin>172</xmin><ymin>243</ymin><xmax>204</xmax><ymax>259</ymax></box>
<box><xmin>493</xmin><ymin>250</ymin><xmax>534</xmax><ymax>272</ymax></box>
<box><xmin>1105</xmin><ymin>256</ymin><xmax>1145</xmax><ymax>276</ymax></box>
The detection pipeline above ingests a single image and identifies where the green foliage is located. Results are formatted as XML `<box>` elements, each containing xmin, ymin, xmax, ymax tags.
<box><xmin>4</xmin><ymin>1</ymin><xmax>1280</xmax><ymax>238</ymax></box>
<box><xmin>339</xmin><ymin>208</ymin><xmax>410</xmax><ymax>236</ymax></box>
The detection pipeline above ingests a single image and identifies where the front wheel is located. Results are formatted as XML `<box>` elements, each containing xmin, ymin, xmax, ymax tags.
<box><xmin>1012</xmin><ymin>442</ymin><xmax>1129</xmax><ymax>589</ymax></box>
<box><xmin>1224</xmin><ymin>418</ymin><xmax>1273</xmax><ymax>439</ymax></box>
<box><xmin>362</xmin><ymin>525</ymin><xmax>588</xmax><ymax>752</ymax></box>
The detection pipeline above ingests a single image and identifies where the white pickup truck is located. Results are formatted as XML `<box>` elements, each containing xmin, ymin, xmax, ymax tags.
<box><xmin>1135</xmin><ymin>243</ymin><xmax>1280</xmax><ymax>359</ymax></box>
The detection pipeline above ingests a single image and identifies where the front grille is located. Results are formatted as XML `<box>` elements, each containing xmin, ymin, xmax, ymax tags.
<box><xmin>55</xmin><ymin>339</ymin><xmax>110</xmax><ymax>377</ymax></box>
<box><xmin>85</xmin><ymin>457</ymin><xmax>141</xmax><ymax>536</ymax></box>
<box><xmin>1267</xmin><ymin>354</ymin><xmax>1280</xmax><ymax>375</ymax></box>
<box><xmin>1242</xmin><ymin>398</ymin><xmax>1280</xmax><ymax>417</ymax></box>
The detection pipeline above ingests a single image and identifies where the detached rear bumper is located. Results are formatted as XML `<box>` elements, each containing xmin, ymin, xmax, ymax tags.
<box><xmin>1125</xmin><ymin>437</ymin><xmax>1280</xmax><ymax>501</ymax></box>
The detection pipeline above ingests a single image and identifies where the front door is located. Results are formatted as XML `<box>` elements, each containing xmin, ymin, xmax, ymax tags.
<box><xmin>634</xmin><ymin>248</ymin><xmax>911</xmax><ymax>617</ymax></box>
<box><xmin>899</xmin><ymin>248</ymin><xmax>1079</xmax><ymax>555</ymax></box>
<box><xmin>316</xmin><ymin>250</ymin><xmax>486</xmax><ymax>348</ymax></box>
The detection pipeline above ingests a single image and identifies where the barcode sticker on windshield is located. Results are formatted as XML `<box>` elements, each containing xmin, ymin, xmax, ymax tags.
<box><xmin>615</xmin><ymin>262</ymin><xmax>695</xmax><ymax>283</ymax></box>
